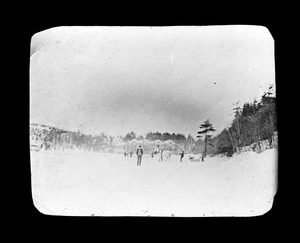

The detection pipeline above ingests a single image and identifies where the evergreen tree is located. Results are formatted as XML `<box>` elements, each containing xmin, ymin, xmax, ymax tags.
<box><xmin>232</xmin><ymin>102</ymin><xmax>242</xmax><ymax>147</ymax></box>
<box><xmin>257</xmin><ymin>94</ymin><xmax>276</xmax><ymax>145</ymax></box>
<box><xmin>197</xmin><ymin>119</ymin><xmax>216</xmax><ymax>159</ymax></box>
<box><xmin>215</xmin><ymin>128</ymin><xmax>234</xmax><ymax>157</ymax></box>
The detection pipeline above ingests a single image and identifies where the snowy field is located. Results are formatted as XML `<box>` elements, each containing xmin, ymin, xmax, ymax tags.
<box><xmin>30</xmin><ymin>149</ymin><xmax>277</xmax><ymax>217</ymax></box>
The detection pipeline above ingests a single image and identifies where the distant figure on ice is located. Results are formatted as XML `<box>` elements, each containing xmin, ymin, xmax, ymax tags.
<box><xmin>124</xmin><ymin>151</ymin><xmax>133</xmax><ymax>157</ymax></box>
<box><xmin>201</xmin><ymin>150</ymin><xmax>206</xmax><ymax>162</ymax></box>
<box><xmin>160</xmin><ymin>148</ymin><xmax>172</xmax><ymax>162</ymax></box>
<box><xmin>136</xmin><ymin>145</ymin><xmax>143</xmax><ymax>166</ymax></box>
<box><xmin>180</xmin><ymin>149</ymin><xmax>184</xmax><ymax>162</ymax></box>
<box><xmin>159</xmin><ymin>149</ymin><xmax>163</xmax><ymax>161</ymax></box>
<box><xmin>151</xmin><ymin>145</ymin><xmax>160</xmax><ymax>158</ymax></box>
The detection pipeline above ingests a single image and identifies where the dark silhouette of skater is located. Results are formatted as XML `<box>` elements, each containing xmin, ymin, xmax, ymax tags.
<box><xmin>180</xmin><ymin>149</ymin><xmax>184</xmax><ymax>162</ymax></box>
<box><xmin>136</xmin><ymin>146</ymin><xmax>143</xmax><ymax>166</ymax></box>
<box><xmin>159</xmin><ymin>149</ymin><xmax>163</xmax><ymax>161</ymax></box>
<box><xmin>201</xmin><ymin>150</ymin><xmax>206</xmax><ymax>162</ymax></box>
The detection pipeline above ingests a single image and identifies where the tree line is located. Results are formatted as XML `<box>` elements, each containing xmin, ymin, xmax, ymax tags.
<box><xmin>30</xmin><ymin>123</ymin><xmax>202</xmax><ymax>154</ymax></box>
<box><xmin>30</xmin><ymin>124</ymin><xmax>115</xmax><ymax>152</ymax></box>
<box><xmin>145</xmin><ymin>132</ymin><xmax>186</xmax><ymax>142</ymax></box>
<box><xmin>122</xmin><ymin>131</ymin><xmax>187</xmax><ymax>142</ymax></box>
<box><xmin>30</xmin><ymin>124</ymin><xmax>188</xmax><ymax>152</ymax></box>
<box><xmin>213</xmin><ymin>84</ymin><xmax>277</xmax><ymax>156</ymax></box>
<box><xmin>30</xmin><ymin>85</ymin><xmax>277</xmax><ymax>156</ymax></box>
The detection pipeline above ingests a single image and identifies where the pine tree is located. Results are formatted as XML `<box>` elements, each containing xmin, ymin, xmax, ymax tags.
<box><xmin>257</xmin><ymin>86</ymin><xmax>276</xmax><ymax>146</ymax></box>
<box><xmin>197</xmin><ymin>119</ymin><xmax>216</xmax><ymax>159</ymax></box>
<box><xmin>215</xmin><ymin>128</ymin><xmax>234</xmax><ymax>157</ymax></box>
<box><xmin>232</xmin><ymin>102</ymin><xmax>242</xmax><ymax>147</ymax></box>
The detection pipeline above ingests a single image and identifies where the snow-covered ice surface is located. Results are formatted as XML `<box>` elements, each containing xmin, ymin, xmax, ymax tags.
<box><xmin>30</xmin><ymin>149</ymin><xmax>277</xmax><ymax>217</ymax></box>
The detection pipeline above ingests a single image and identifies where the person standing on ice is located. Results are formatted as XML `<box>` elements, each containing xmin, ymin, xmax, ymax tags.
<box><xmin>201</xmin><ymin>150</ymin><xmax>205</xmax><ymax>162</ymax></box>
<box><xmin>180</xmin><ymin>149</ymin><xmax>184</xmax><ymax>162</ymax></box>
<box><xmin>136</xmin><ymin>145</ymin><xmax>143</xmax><ymax>166</ymax></box>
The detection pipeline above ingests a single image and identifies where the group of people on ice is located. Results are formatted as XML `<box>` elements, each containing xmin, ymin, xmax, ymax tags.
<box><xmin>124</xmin><ymin>145</ymin><xmax>206</xmax><ymax>166</ymax></box>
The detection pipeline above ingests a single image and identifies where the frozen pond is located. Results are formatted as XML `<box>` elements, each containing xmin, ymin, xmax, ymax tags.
<box><xmin>30</xmin><ymin>149</ymin><xmax>277</xmax><ymax>216</ymax></box>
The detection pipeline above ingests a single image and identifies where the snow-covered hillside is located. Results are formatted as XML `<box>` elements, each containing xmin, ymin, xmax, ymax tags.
<box><xmin>31</xmin><ymin>148</ymin><xmax>277</xmax><ymax>216</ymax></box>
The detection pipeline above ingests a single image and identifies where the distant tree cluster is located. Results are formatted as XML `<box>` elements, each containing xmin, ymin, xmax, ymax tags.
<box><xmin>145</xmin><ymin>132</ymin><xmax>186</xmax><ymax>142</ymax></box>
<box><xmin>30</xmin><ymin>125</ymin><xmax>110</xmax><ymax>152</ymax></box>
<box><xmin>213</xmin><ymin>85</ymin><xmax>277</xmax><ymax>156</ymax></box>
<box><xmin>123</xmin><ymin>131</ymin><xmax>136</xmax><ymax>142</ymax></box>
<box><xmin>30</xmin><ymin>125</ymin><xmax>190</xmax><ymax>153</ymax></box>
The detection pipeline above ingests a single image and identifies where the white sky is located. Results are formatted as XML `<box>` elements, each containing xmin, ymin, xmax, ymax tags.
<box><xmin>30</xmin><ymin>26</ymin><xmax>275</xmax><ymax>137</ymax></box>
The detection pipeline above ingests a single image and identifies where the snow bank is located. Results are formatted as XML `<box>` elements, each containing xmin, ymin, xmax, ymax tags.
<box><xmin>31</xmin><ymin>148</ymin><xmax>277</xmax><ymax>217</ymax></box>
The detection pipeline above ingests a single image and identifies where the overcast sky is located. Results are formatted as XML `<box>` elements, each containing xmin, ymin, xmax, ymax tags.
<box><xmin>30</xmin><ymin>26</ymin><xmax>275</xmax><ymax>137</ymax></box>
